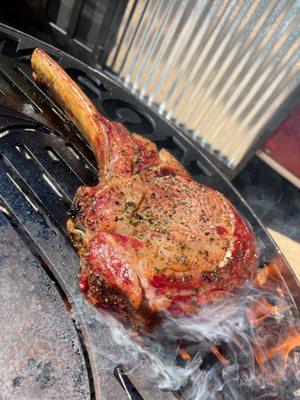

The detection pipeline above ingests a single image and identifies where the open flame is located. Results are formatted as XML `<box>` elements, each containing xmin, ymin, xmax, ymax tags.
<box><xmin>82</xmin><ymin>260</ymin><xmax>300</xmax><ymax>399</ymax></box>
<box><xmin>176</xmin><ymin>262</ymin><xmax>299</xmax><ymax>377</ymax></box>
<box><xmin>250</xmin><ymin>263</ymin><xmax>300</xmax><ymax>386</ymax></box>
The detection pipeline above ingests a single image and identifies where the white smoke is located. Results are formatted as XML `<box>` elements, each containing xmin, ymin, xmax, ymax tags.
<box><xmin>78</xmin><ymin>281</ymin><xmax>299</xmax><ymax>400</ymax></box>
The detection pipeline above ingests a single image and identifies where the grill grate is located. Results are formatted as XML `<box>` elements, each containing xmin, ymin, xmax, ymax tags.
<box><xmin>0</xmin><ymin>24</ymin><xmax>298</xmax><ymax>400</ymax></box>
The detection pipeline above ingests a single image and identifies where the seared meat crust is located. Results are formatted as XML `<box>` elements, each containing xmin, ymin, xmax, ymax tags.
<box><xmin>31</xmin><ymin>49</ymin><xmax>257</xmax><ymax>326</ymax></box>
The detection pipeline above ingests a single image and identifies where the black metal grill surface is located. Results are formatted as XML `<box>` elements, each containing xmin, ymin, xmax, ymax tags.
<box><xmin>0</xmin><ymin>24</ymin><xmax>298</xmax><ymax>400</ymax></box>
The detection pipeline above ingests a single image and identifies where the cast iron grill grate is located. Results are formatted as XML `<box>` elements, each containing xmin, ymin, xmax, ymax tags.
<box><xmin>0</xmin><ymin>24</ymin><xmax>298</xmax><ymax>400</ymax></box>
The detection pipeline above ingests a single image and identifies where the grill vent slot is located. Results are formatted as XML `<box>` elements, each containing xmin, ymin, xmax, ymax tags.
<box><xmin>0</xmin><ymin>68</ymin><xmax>42</xmax><ymax>113</ymax></box>
<box><xmin>42</xmin><ymin>173</ymin><xmax>63</xmax><ymax>199</ymax></box>
<box><xmin>114</xmin><ymin>367</ymin><xmax>144</xmax><ymax>400</ymax></box>
<box><xmin>185</xmin><ymin>160</ymin><xmax>211</xmax><ymax>178</ymax></box>
<box><xmin>5</xmin><ymin>169</ymin><xmax>39</xmax><ymax>213</ymax></box>
<box><xmin>66</xmin><ymin>143</ymin><xmax>81</xmax><ymax>160</ymax></box>
<box><xmin>46</xmin><ymin>146</ymin><xmax>60</xmax><ymax>161</ymax></box>
<box><xmin>155</xmin><ymin>137</ymin><xmax>185</xmax><ymax>162</ymax></box>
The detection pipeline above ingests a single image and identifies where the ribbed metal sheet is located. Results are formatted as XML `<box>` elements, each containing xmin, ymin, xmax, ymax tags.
<box><xmin>106</xmin><ymin>0</ymin><xmax>300</xmax><ymax>171</ymax></box>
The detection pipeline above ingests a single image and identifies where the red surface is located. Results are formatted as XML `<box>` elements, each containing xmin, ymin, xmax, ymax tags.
<box><xmin>264</xmin><ymin>105</ymin><xmax>300</xmax><ymax>179</ymax></box>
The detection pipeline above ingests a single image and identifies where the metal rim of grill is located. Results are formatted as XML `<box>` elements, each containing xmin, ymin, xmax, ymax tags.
<box><xmin>0</xmin><ymin>23</ymin><xmax>298</xmax><ymax>400</ymax></box>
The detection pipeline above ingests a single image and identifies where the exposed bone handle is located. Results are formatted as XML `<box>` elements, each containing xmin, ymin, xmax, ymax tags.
<box><xmin>31</xmin><ymin>48</ymin><xmax>108</xmax><ymax>178</ymax></box>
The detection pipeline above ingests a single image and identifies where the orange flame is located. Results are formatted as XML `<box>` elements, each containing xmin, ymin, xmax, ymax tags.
<box><xmin>253</xmin><ymin>263</ymin><xmax>289</xmax><ymax>300</ymax></box>
<box><xmin>254</xmin><ymin>331</ymin><xmax>300</xmax><ymax>372</ymax></box>
<box><xmin>178</xmin><ymin>348</ymin><xmax>191</xmax><ymax>361</ymax></box>
<box><xmin>264</xmin><ymin>332</ymin><xmax>300</xmax><ymax>364</ymax></box>
<box><xmin>253</xmin><ymin>264</ymin><xmax>280</xmax><ymax>286</ymax></box>
<box><xmin>208</xmin><ymin>263</ymin><xmax>300</xmax><ymax>379</ymax></box>
<box><xmin>248</xmin><ymin>298</ymin><xmax>281</xmax><ymax>325</ymax></box>
<box><xmin>210</xmin><ymin>345</ymin><xmax>229</xmax><ymax>366</ymax></box>
<box><xmin>251</xmin><ymin>264</ymin><xmax>300</xmax><ymax>377</ymax></box>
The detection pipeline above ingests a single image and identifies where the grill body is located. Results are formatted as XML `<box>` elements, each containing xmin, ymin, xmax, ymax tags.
<box><xmin>0</xmin><ymin>24</ymin><xmax>298</xmax><ymax>400</ymax></box>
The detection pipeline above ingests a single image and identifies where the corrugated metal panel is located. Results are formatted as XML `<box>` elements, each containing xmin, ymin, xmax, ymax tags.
<box><xmin>106</xmin><ymin>0</ymin><xmax>300</xmax><ymax>171</ymax></box>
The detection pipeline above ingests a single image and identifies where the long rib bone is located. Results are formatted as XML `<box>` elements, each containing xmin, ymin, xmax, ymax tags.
<box><xmin>31</xmin><ymin>48</ymin><xmax>109</xmax><ymax>179</ymax></box>
<box><xmin>31</xmin><ymin>48</ymin><xmax>192</xmax><ymax>183</ymax></box>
